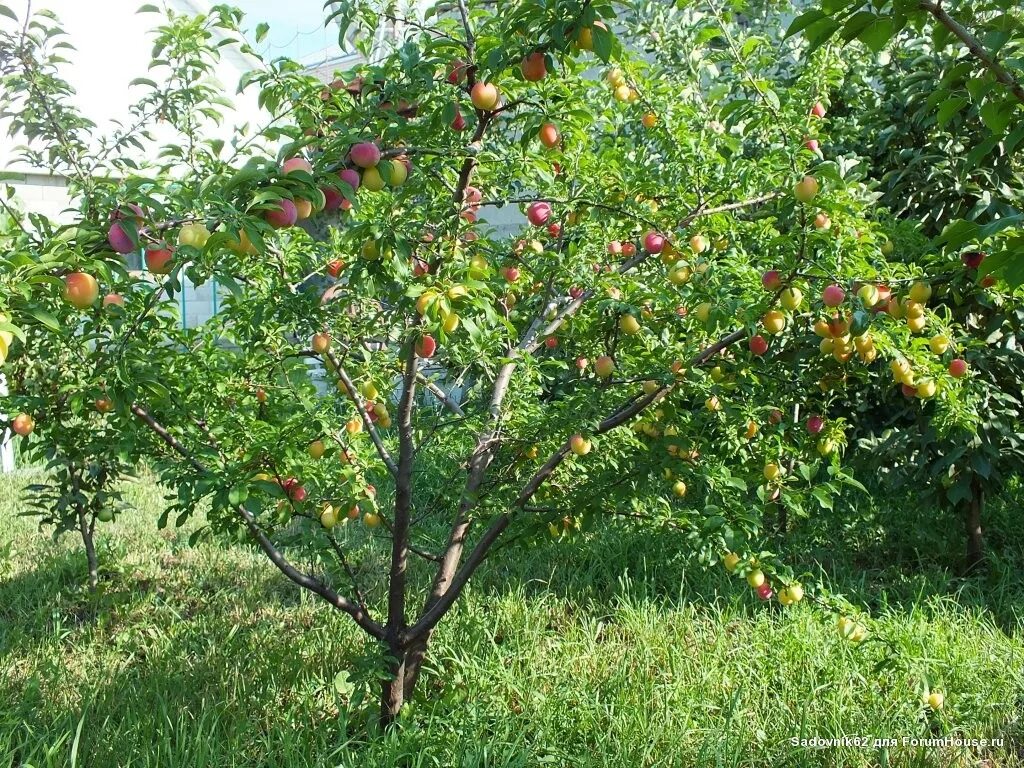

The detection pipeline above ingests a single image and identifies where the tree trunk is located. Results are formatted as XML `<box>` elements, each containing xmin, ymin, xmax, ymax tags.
<box><xmin>965</xmin><ymin>475</ymin><xmax>984</xmax><ymax>573</ymax></box>
<box><xmin>379</xmin><ymin>642</ymin><xmax>408</xmax><ymax>727</ymax></box>
<box><xmin>77</xmin><ymin>507</ymin><xmax>98</xmax><ymax>592</ymax></box>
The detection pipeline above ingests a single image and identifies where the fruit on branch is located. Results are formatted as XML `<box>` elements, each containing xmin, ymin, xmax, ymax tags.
<box><xmin>538</xmin><ymin>123</ymin><xmax>560</xmax><ymax>149</ymax></box>
<box><xmin>360</xmin><ymin>381</ymin><xmax>379</xmax><ymax>401</ymax></box>
<box><xmin>705</xmin><ymin>396</ymin><xmax>722</xmax><ymax>412</ymax></box>
<box><xmin>929</xmin><ymin>334</ymin><xmax>949</xmax><ymax>355</ymax></box>
<box><xmin>747</xmin><ymin>569</ymin><xmax>766</xmax><ymax>588</ymax></box>
<box><xmin>779</xmin><ymin>287</ymin><xmax>802</xmax><ymax>311</ymax></box>
<box><xmin>778</xmin><ymin>583</ymin><xmax>804</xmax><ymax>605</ymax></box>
<box><xmin>909</xmin><ymin>281</ymin><xmax>932</xmax><ymax>304</ymax></box>
<box><xmin>95</xmin><ymin>397</ymin><xmax>114</xmax><ymax>413</ymax></box>
<box><xmin>145</xmin><ymin>244</ymin><xmax>174</xmax><ymax>275</ymax></box>
<box><xmin>228</xmin><ymin>229</ymin><xmax>258</xmax><ymax>256</ymax></box>
<box><xmin>415</xmin><ymin>334</ymin><xmax>436</xmax><ymax>358</ymax></box>
<box><xmin>255</xmin><ymin>388</ymin><xmax>268</xmax><ymax>403</ymax></box>
<box><xmin>762</xmin><ymin>311</ymin><xmax>786</xmax><ymax>335</ymax></box>
<box><xmin>11</xmin><ymin>413</ymin><xmax>34</xmax><ymax>437</ymax></box>
<box><xmin>294</xmin><ymin>198</ymin><xmax>314</xmax><ymax>220</ymax></box>
<box><xmin>642</xmin><ymin>112</ymin><xmax>657</xmax><ymax>128</ymax></box>
<box><xmin>311</xmin><ymin>333</ymin><xmax>330</xmax><ymax>354</ymax></box>
<box><xmin>926</xmin><ymin>692</ymin><xmax>944</xmax><ymax>710</ymax></box>
<box><xmin>447</xmin><ymin>59</ymin><xmax>467</xmax><ymax>83</ymax></box>
<box><xmin>103</xmin><ymin>293</ymin><xmax>123</xmax><ymax>307</ymax></box>
<box><xmin>577</xmin><ymin>20</ymin><xmax>607</xmax><ymax>51</ymax></box>
<box><xmin>309</xmin><ymin>440</ymin><xmax>326</xmax><ymax>459</ymax></box>
<box><xmin>619</xmin><ymin>314</ymin><xmax>641</xmax><ymax>335</ymax></box>
<box><xmin>108</xmin><ymin>222</ymin><xmax>136</xmax><ymax>254</ymax></box>
<box><xmin>806</xmin><ymin>415</ymin><xmax>824</xmax><ymax>434</ymax></box>
<box><xmin>607</xmin><ymin>240</ymin><xmax>622</xmax><ymax>255</ymax></box>
<box><xmin>723</xmin><ymin>552</ymin><xmax>741</xmax><ymax>572</ymax></box>
<box><xmin>949</xmin><ymin>358</ymin><xmax>968</xmax><ymax>378</ymax></box>
<box><xmin>689</xmin><ymin>235</ymin><xmax>708</xmax><ymax>253</ymax></box>
<box><xmin>178</xmin><ymin>222</ymin><xmax>211</xmax><ymax>248</ymax></box>
<box><xmin>813</xmin><ymin>213</ymin><xmax>831</xmax><ymax>230</ymax></box>
<box><xmin>345</xmin><ymin>417</ymin><xmax>362</xmax><ymax>434</ymax></box>
<box><xmin>361</xmin><ymin>166</ymin><xmax>385</xmax><ymax>192</ymax></box>
<box><xmin>441</xmin><ymin>312</ymin><xmax>460</xmax><ymax>333</ymax></box>
<box><xmin>320</xmin><ymin>504</ymin><xmax>338</xmax><ymax>528</ymax></box>
<box><xmin>794</xmin><ymin>176</ymin><xmax>819</xmax><ymax>203</ymax></box>
<box><xmin>907</xmin><ymin>315</ymin><xmax>926</xmax><ymax>333</ymax></box>
<box><xmin>501</xmin><ymin>266</ymin><xmax>520</xmax><ymax>283</ymax></box>
<box><xmin>613</xmin><ymin>84</ymin><xmax>632</xmax><ymax>102</ymax></box>
<box><xmin>282</xmin><ymin>157</ymin><xmax>313</xmax><ymax>175</ymax></box>
<box><xmin>349</xmin><ymin>142</ymin><xmax>381</xmax><ymax>169</ymax></box>
<box><xmin>338</xmin><ymin>168</ymin><xmax>361</xmax><ymax>195</ymax></box>
<box><xmin>837</xmin><ymin>616</ymin><xmax>867</xmax><ymax>642</ymax></box>
<box><xmin>520</xmin><ymin>52</ymin><xmax>547</xmax><ymax>81</ymax></box>
<box><xmin>856</xmin><ymin>284</ymin><xmax>878</xmax><ymax>307</ymax></box>
<box><xmin>621</xmin><ymin>242</ymin><xmax>636</xmax><ymax>257</ymax></box>
<box><xmin>672</xmin><ymin>480</ymin><xmax>687</xmax><ymax>498</ymax></box>
<box><xmin>363</xmin><ymin>512</ymin><xmax>381</xmax><ymax>528</ymax></box>
<box><xmin>761</xmin><ymin>270</ymin><xmax>782</xmax><ymax>291</ymax></box>
<box><xmin>749</xmin><ymin>335</ymin><xmax>769</xmax><ymax>356</ymax></box>
<box><xmin>470</xmin><ymin>82</ymin><xmax>500</xmax><ymax>111</ymax></box>
<box><xmin>643</xmin><ymin>231</ymin><xmax>665</xmax><ymax>254</ymax></box>
<box><xmin>744</xmin><ymin>421</ymin><xmax>758</xmax><ymax>440</ymax></box>
<box><xmin>804</xmin><ymin>137</ymin><xmax>819</xmax><ymax>152</ymax></box>
<box><xmin>595</xmin><ymin>355</ymin><xmax>615</xmax><ymax>378</ymax></box>
<box><xmin>570</xmin><ymin>434</ymin><xmax>592</xmax><ymax>456</ymax></box>
<box><xmin>822</xmin><ymin>284</ymin><xmax>845</xmax><ymax>307</ymax></box>
<box><xmin>326</xmin><ymin>260</ymin><xmax>345</xmax><ymax>278</ymax></box>
<box><xmin>527</xmin><ymin>201</ymin><xmax>552</xmax><ymax>226</ymax></box>
<box><xmin>265</xmin><ymin>199</ymin><xmax>298</xmax><ymax>229</ymax></box>
<box><xmin>63</xmin><ymin>272</ymin><xmax>99</xmax><ymax>309</ymax></box>
<box><xmin>388</xmin><ymin>159</ymin><xmax>409</xmax><ymax>187</ymax></box>
<box><xmin>756</xmin><ymin>582</ymin><xmax>774</xmax><ymax>601</ymax></box>
<box><xmin>763</xmin><ymin>462</ymin><xmax>781</xmax><ymax>481</ymax></box>
<box><xmin>961</xmin><ymin>251</ymin><xmax>985</xmax><ymax>269</ymax></box>
<box><xmin>916</xmin><ymin>378</ymin><xmax>937</xmax><ymax>398</ymax></box>
<box><xmin>694</xmin><ymin>302</ymin><xmax>713</xmax><ymax>323</ymax></box>
<box><xmin>811</xmin><ymin>101</ymin><xmax>826</xmax><ymax>118</ymax></box>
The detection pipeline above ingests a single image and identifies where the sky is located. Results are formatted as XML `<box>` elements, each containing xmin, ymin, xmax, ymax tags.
<box><xmin>232</xmin><ymin>0</ymin><xmax>344</xmax><ymax>65</ymax></box>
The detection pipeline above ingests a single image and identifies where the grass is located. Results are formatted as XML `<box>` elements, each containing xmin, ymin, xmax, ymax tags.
<box><xmin>1</xmin><ymin>470</ymin><xmax>1022</xmax><ymax>767</ymax></box>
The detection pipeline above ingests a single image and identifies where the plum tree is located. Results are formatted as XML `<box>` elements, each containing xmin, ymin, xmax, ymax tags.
<box><xmin>0</xmin><ymin>0</ymin><xmax>991</xmax><ymax>727</ymax></box>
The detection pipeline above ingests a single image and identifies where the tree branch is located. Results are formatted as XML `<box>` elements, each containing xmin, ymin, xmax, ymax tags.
<box><xmin>130</xmin><ymin>403</ymin><xmax>386</xmax><ymax>640</ymax></box>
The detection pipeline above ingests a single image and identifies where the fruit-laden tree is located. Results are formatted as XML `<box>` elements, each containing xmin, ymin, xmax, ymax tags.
<box><xmin>0</xmin><ymin>0</ymin><xmax>991</xmax><ymax>722</ymax></box>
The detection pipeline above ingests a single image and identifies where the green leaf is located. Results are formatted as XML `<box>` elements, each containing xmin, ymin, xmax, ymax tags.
<box><xmin>136</xmin><ymin>3</ymin><xmax>159</xmax><ymax>12</ymax></box>
<box><xmin>0</xmin><ymin>4</ymin><xmax>18</xmax><ymax>21</ymax></box>
<box><xmin>858</xmin><ymin>16</ymin><xmax>895</xmax><ymax>52</ymax></box>
<box><xmin>591</xmin><ymin>23</ymin><xmax>613</xmax><ymax>63</ymax></box>
<box><xmin>785</xmin><ymin>10</ymin><xmax>827</xmax><ymax>39</ymax></box>
<box><xmin>936</xmin><ymin>95</ymin><xmax>969</xmax><ymax>126</ymax></box>
<box><xmin>811</xmin><ymin>486</ymin><xmax>833</xmax><ymax>510</ymax></box>
<box><xmin>27</xmin><ymin>308</ymin><xmax>61</xmax><ymax>332</ymax></box>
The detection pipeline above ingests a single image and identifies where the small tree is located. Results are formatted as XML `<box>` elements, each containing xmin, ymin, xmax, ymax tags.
<box><xmin>0</xmin><ymin>0</ymin><xmax>993</xmax><ymax>723</ymax></box>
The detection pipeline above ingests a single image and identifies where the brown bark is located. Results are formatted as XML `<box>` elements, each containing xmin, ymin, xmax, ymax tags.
<box><xmin>77</xmin><ymin>507</ymin><xmax>98</xmax><ymax>592</ymax></box>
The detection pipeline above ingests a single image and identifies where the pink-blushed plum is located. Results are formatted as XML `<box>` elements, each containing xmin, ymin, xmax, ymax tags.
<box><xmin>961</xmin><ymin>251</ymin><xmax>985</xmax><ymax>269</ymax></box>
<box><xmin>107</xmin><ymin>221</ymin><xmax>136</xmax><ymax>254</ymax></box>
<box><xmin>64</xmin><ymin>272</ymin><xmax>100</xmax><ymax>309</ymax></box>
<box><xmin>338</xmin><ymin>168</ymin><xmax>361</xmax><ymax>194</ymax></box>
<box><xmin>806</xmin><ymin>415</ymin><xmax>824</xmax><ymax>434</ymax></box>
<box><xmin>520</xmin><ymin>52</ymin><xmax>547</xmax><ymax>81</ymax></box>
<box><xmin>145</xmin><ymin>244</ymin><xmax>174</xmax><ymax>274</ymax></box>
<box><xmin>822</xmin><ymin>284</ymin><xmax>845</xmax><ymax>307</ymax></box>
<box><xmin>643</xmin><ymin>231</ymin><xmax>665</xmax><ymax>254</ymax></box>
<box><xmin>527</xmin><ymin>201</ymin><xmax>552</xmax><ymax>226</ymax></box>
<box><xmin>470</xmin><ymin>82</ymin><xmax>500</xmax><ymax>111</ymax></box>
<box><xmin>349</xmin><ymin>142</ymin><xmax>381</xmax><ymax>168</ymax></box>
<box><xmin>265</xmin><ymin>199</ymin><xmax>298</xmax><ymax>229</ymax></box>
<box><xmin>949</xmin><ymin>358</ymin><xmax>968</xmax><ymax>378</ymax></box>
<box><xmin>811</xmin><ymin>101</ymin><xmax>826</xmax><ymax>118</ymax></box>
<box><xmin>322</xmin><ymin>186</ymin><xmax>344</xmax><ymax>212</ymax></box>
<box><xmin>749</xmin><ymin>335</ymin><xmax>769</xmax><ymax>356</ymax></box>
<box><xmin>416</xmin><ymin>335</ymin><xmax>437</xmax><ymax>358</ymax></box>
<box><xmin>281</xmin><ymin>157</ymin><xmax>313</xmax><ymax>175</ymax></box>
<box><xmin>761</xmin><ymin>270</ymin><xmax>782</xmax><ymax>291</ymax></box>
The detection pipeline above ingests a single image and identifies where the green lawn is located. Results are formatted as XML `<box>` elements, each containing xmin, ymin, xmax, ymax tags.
<box><xmin>1</xmin><ymin>471</ymin><xmax>1021</xmax><ymax>767</ymax></box>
